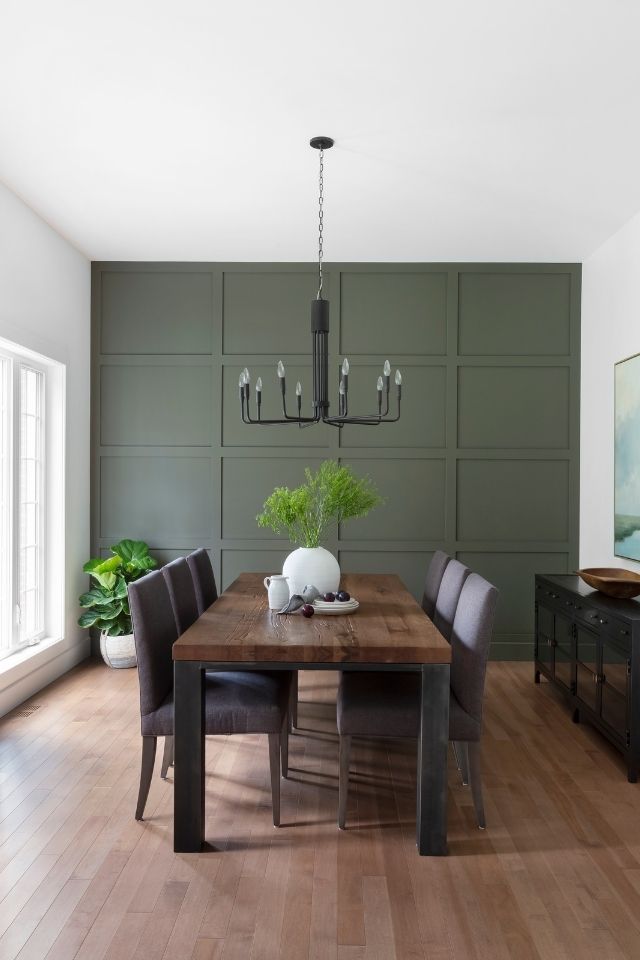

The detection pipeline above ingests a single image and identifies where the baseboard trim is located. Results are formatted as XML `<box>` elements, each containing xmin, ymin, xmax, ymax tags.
<box><xmin>490</xmin><ymin>640</ymin><xmax>533</xmax><ymax>661</ymax></box>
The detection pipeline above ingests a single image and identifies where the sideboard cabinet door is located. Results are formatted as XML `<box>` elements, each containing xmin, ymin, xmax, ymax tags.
<box><xmin>575</xmin><ymin>624</ymin><xmax>599</xmax><ymax>715</ymax></box>
<box><xmin>536</xmin><ymin>603</ymin><xmax>554</xmax><ymax>675</ymax></box>
<box><xmin>554</xmin><ymin>613</ymin><xmax>574</xmax><ymax>692</ymax></box>
<box><xmin>600</xmin><ymin>638</ymin><xmax>630</xmax><ymax>743</ymax></box>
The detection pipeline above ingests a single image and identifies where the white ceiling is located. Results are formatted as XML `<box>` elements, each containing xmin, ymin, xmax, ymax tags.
<box><xmin>1</xmin><ymin>0</ymin><xmax>640</xmax><ymax>262</ymax></box>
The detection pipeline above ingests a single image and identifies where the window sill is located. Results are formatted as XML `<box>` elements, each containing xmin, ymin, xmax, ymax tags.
<box><xmin>0</xmin><ymin>635</ymin><xmax>64</xmax><ymax>677</ymax></box>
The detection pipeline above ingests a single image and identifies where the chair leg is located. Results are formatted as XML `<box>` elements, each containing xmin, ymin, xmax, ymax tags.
<box><xmin>467</xmin><ymin>741</ymin><xmax>486</xmax><ymax>829</ymax></box>
<box><xmin>161</xmin><ymin>736</ymin><xmax>174</xmax><ymax>779</ymax></box>
<box><xmin>289</xmin><ymin>671</ymin><xmax>298</xmax><ymax>731</ymax></box>
<box><xmin>281</xmin><ymin>711</ymin><xmax>289</xmax><ymax>778</ymax></box>
<box><xmin>135</xmin><ymin>736</ymin><xmax>157</xmax><ymax>821</ymax></box>
<box><xmin>452</xmin><ymin>740</ymin><xmax>462</xmax><ymax>772</ymax></box>
<box><xmin>268</xmin><ymin>733</ymin><xmax>281</xmax><ymax>827</ymax></box>
<box><xmin>338</xmin><ymin>735</ymin><xmax>351</xmax><ymax>830</ymax></box>
<box><xmin>455</xmin><ymin>740</ymin><xmax>470</xmax><ymax>785</ymax></box>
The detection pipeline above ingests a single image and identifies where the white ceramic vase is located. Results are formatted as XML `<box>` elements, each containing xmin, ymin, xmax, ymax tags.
<box><xmin>100</xmin><ymin>631</ymin><xmax>137</xmax><ymax>669</ymax></box>
<box><xmin>282</xmin><ymin>547</ymin><xmax>340</xmax><ymax>597</ymax></box>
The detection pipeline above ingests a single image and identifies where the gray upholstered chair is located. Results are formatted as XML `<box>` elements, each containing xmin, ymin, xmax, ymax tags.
<box><xmin>162</xmin><ymin>557</ymin><xmax>199</xmax><ymax>636</ymax></box>
<box><xmin>433</xmin><ymin>558</ymin><xmax>470</xmax><ymax>641</ymax></box>
<box><xmin>186</xmin><ymin>547</ymin><xmax>218</xmax><ymax>615</ymax></box>
<box><xmin>129</xmin><ymin>569</ymin><xmax>290</xmax><ymax>824</ymax></box>
<box><xmin>336</xmin><ymin>572</ymin><xmax>498</xmax><ymax>830</ymax></box>
<box><xmin>421</xmin><ymin>550</ymin><xmax>451</xmax><ymax>618</ymax></box>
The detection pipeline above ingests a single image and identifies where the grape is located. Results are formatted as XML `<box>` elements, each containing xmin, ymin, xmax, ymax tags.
<box><xmin>301</xmin><ymin>603</ymin><xmax>315</xmax><ymax>618</ymax></box>
<box><xmin>337</xmin><ymin>591</ymin><xmax>351</xmax><ymax>602</ymax></box>
<box><xmin>323</xmin><ymin>592</ymin><xmax>335</xmax><ymax>602</ymax></box>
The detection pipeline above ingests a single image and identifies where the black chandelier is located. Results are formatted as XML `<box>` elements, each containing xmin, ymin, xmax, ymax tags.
<box><xmin>239</xmin><ymin>136</ymin><xmax>402</xmax><ymax>428</ymax></box>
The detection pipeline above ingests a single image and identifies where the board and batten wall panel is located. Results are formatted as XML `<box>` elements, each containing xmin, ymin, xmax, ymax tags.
<box><xmin>92</xmin><ymin>262</ymin><xmax>581</xmax><ymax>659</ymax></box>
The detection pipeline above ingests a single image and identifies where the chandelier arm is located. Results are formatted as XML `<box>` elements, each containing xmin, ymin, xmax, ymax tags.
<box><xmin>248</xmin><ymin>416</ymin><xmax>319</xmax><ymax>424</ymax></box>
<box><xmin>324</xmin><ymin>411</ymin><xmax>400</xmax><ymax>426</ymax></box>
<box><xmin>321</xmin><ymin>417</ymin><xmax>377</xmax><ymax>426</ymax></box>
<box><xmin>281</xmin><ymin>394</ymin><xmax>306</xmax><ymax>420</ymax></box>
<box><xmin>324</xmin><ymin>394</ymin><xmax>401</xmax><ymax>425</ymax></box>
<box><xmin>241</xmin><ymin>386</ymin><xmax>317</xmax><ymax>424</ymax></box>
<box><xmin>298</xmin><ymin>412</ymin><xmax>322</xmax><ymax>429</ymax></box>
<box><xmin>243</xmin><ymin>408</ymin><xmax>319</xmax><ymax>425</ymax></box>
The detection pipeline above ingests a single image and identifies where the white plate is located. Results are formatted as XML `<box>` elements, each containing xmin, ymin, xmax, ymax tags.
<box><xmin>312</xmin><ymin>598</ymin><xmax>359</xmax><ymax>615</ymax></box>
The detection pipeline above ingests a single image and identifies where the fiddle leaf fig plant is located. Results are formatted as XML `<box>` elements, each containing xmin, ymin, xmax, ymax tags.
<box><xmin>78</xmin><ymin>539</ymin><xmax>157</xmax><ymax>637</ymax></box>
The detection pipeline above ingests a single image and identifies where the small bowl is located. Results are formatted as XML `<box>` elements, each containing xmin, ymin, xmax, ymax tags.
<box><xmin>576</xmin><ymin>567</ymin><xmax>640</xmax><ymax>599</ymax></box>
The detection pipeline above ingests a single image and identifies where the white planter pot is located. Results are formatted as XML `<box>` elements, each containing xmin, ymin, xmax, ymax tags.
<box><xmin>100</xmin><ymin>631</ymin><xmax>137</xmax><ymax>669</ymax></box>
<box><xmin>282</xmin><ymin>547</ymin><xmax>340</xmax><ymax>597</ymax></box>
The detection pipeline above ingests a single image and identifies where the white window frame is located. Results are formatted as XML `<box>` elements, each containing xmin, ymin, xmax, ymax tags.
<box><xmin>0</xmin><ymin>338</ymin><xmax>65</xmax><ymax>662</ymax></box>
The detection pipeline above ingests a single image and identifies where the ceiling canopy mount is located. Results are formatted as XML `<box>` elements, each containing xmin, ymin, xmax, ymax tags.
<box><xmin>309</xmin><ymin>136</ymin><xmax>334</xmax><ymax>151</ymax></box>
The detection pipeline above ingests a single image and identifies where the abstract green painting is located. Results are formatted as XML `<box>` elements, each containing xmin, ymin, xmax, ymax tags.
<box><xmin>615</xmin><ymin>352</ymin><xmax>640</xmax><ymax>561</ymax></box>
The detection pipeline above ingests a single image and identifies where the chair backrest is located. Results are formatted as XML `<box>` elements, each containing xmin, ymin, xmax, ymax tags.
<box><xmin>433</xmin><ymin>559</ymin><xmax>470</xmax><ymax>641</ymax></box>
<box><xmin>450</xmin><ymin>573</ymin><xmax>499</xmax><ymax>728</ymax></box>
<box><xmin>162</xmin><ymin>557</ymin><xmax>199</xmax><ymax>635</ymax></box>
<box><xmin>186</xmin><ymin>548</ymin><xmax>218</xmax><ymax>615</ymax></box>
<box><xmin>422</xmin><ymin>550</ymin><xmax>450</xmax><ymax>618</ymax></box>
<box><xmin>129</xmin><ymin>570</ymin><xmax>178</xmax><ymax>718</ymax></box>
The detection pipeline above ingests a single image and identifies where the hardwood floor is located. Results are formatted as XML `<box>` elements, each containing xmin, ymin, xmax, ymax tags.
<box><xmin>1</xmin><ymin>661</ymin><xmax>640</xmax><ymax>959</ymax></box>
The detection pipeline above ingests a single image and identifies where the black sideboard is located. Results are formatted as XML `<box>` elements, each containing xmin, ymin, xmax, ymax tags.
<box><xmin>535</xmin><ymin>574</ymin><xmax>640</xmax><ymax>782</ymax></box>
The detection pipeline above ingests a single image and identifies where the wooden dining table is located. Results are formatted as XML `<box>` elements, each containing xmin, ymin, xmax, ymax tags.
<box><xmin>172</xmin><ymin>572</ymin><xmax>452</xmax><ymax>856</ymax></box>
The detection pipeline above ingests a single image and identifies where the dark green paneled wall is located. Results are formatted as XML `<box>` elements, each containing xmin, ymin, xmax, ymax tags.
<box><xmin>91</xmin><ymin>262</ymin><xmax>581</xmax><ymax>659</ymax></box>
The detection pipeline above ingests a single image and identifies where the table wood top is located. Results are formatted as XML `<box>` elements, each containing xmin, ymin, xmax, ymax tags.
<box><xmin>173</xmin><ymin>573</ymin><xmax>451</xmax><ymax>665</ymax></box>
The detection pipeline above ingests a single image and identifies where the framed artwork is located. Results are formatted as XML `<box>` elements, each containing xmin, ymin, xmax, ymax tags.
<box><xmin>615</xmin><ymin>352</ymin><xmax>640</xmax><ymax>561</ymax></box>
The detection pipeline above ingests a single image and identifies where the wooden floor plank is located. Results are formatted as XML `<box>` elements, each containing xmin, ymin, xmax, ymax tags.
<box><xmin>1</xmin><ymin>662</ymin><xmax>640</xmax><ymax>959</ymax></box>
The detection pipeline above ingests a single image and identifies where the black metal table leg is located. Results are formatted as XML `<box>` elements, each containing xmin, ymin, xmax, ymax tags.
<box><xmin>417</xmin><ymin>662</ymin><xmax>450</xmax><ymax>855</ymax></box>
<box><xmin>174</xmin><ymin>661</ymin><xmax>205</xmax><ymax>852</ymax></box>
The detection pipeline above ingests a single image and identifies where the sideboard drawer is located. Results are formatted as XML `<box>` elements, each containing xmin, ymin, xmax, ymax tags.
<box><xmin>602</xmin><ymin>615</ymin><xmax>632</xmax><ymax>647</ymax></box>
<box><xmin>573</xmin><ymin>607</ymin><xmax>632</xmax><ymax>650</ymax></box>
<box><xmin>573</xmin><ymin>602</ymin><xmax>605</xmax><ymax>628</ymax></box>
<box><xmin>536</xmin><ymin>582</ymin><xmax>580</xmax><ymax>616</ymax></box>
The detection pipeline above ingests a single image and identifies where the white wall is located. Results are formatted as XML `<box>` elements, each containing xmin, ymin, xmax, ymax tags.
<box><xmin>0</xmin><ymin>181</ymin><xmax>91</xmax><ymax>714</ymax></box>
<box><xmin>581</xmin><ymin>209</ymin><xmax>640</xmax><ymax>571</ymax></box>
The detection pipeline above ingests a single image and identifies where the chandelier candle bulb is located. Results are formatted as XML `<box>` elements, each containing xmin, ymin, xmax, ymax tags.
<box><xmin>341</xmin><ymin>358</ymin><xmax>350</xmax><ymax>377</ymax></box>
<box><xmin>256</xmin><ymin>376</ymin><xmax>262</xmax><ymax>393</ymax></box>
<box><xmin>277</xmin><ymin>361</ymin><xmax>285</xmax><ymax>378</ymax></box>
<box><xmin>395</xmin><ymin>370</ymin><xmax>402</xmax><ymax>386</ymax></box>
<box><xmin>383</xmin><ymin>360</ymin><xmax>391</xmax><ymax>377</ymax></box>
<box><xmin>295</xmin><ymin>381</ymin><xmax>302</xmax><ymax>396</ymax></box>
<box><xmin>377</xmin><ymin>376</ymin><xmax>384</xmax><ymax>392</ymax></box>
<box><xmin>243</xmin><ymin>367</ymin><xmax>250</xmax><ymax>384</ymax></box>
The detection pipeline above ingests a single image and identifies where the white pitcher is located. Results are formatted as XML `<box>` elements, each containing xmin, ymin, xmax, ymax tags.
<box><xmin>263</xmin><ymin>574</ymin><xmax>290</xmax><ymax>610</ymax></box>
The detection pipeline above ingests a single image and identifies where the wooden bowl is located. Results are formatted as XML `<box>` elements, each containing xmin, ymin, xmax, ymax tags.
<box><xmin>577</xmin><ymin>567</ymin><xmax>640</xmax><ymax>599</ymax></box>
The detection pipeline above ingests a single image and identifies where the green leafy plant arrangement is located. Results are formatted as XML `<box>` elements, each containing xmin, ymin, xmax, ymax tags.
<box><xmin>77</xmin><ymin>539</ymin><xmax>157</xmax><ymax>637</ymax></box>
<box><xmin>257</xmin><ymin>460</ymin><xmax>383</xmax><ymax>548</ymax></box>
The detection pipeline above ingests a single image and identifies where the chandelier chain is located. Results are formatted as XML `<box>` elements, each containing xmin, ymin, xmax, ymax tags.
<box><xmin>317</xmin><ymin>148</ymin><xmax>324</xmax><ymax>298</ymax></box>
